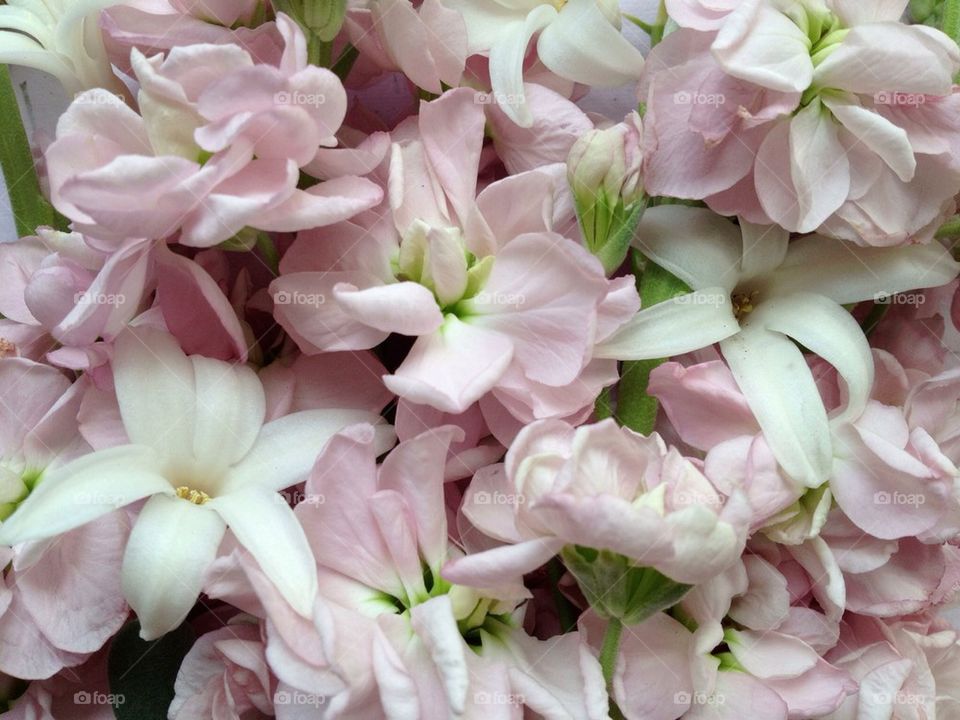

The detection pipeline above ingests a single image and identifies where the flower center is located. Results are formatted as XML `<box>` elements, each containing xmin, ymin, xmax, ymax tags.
<box><xmin>547</xmin><ymin>0</ymin><xmax>567</xmax><ymax>8</ymax></box>
<box><xmin>175</xmin><ymin>486</ymin><xmax>211</xmax><ymax>505</ymax></box>
<box><xmin>731</xmin><ymin>291</ymin><xmax>758</xmax><ymax>320</ymax></box>
<box><xmin>0</xmin><ymin>339</ymin><xmax>14</xmax><ymax>359</ymax></box>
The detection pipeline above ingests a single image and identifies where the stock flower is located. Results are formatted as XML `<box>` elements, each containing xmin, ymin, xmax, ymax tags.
<box><xmin>825</xmin><ymin>613</ymin><xmax>960</xmax><ymax>719</ymax></box>
<box><xmin>444</xmin><ymin>418</ymin><xmax>749</xmax><ymax>590</ymax></box>
<box><xmin>0</xmin><ymin>327</ymin><xmax>393</xmax><ymax>640</ymax></box>
<box><xmin>45</xmin><ymin>14</ymin><xmax>382</xmax><ymax>248</ymax></box>
<box><xmin>218</xmin><ymin>423</ymin><xmax>608</xmax><ymax>719</ymax></box>
<box><xmin>169</xmin><ymin>622</ymin><xmax>274</xmax><ymax>720</ymax></box>
<box><xmin>271</xmin><ymin>87</ymin><xmax>636</xmax><ymax>418</ymax></box>
<box><xmin>643</xmin><ymin>0</ymin><xmax>960</xmax><ymax>244</ymax></box>
<box><xmin>441</xmin><ymin>0</ymin><xmax>644</xmax><ymax>126</ymax></box>
<box><xmin>345</xmin><ymin>0</ymin><xmax>468</xmax><ymax>94</ymax></box>
<box><xmin>0</xmin><ymin>0</ymin><xmax>125</xmax><ymax>94</ymax></box>
<box><xmin>595</xmin><ymin>206</ymin><xmax>959</xmax><ymax>487</ymax></box>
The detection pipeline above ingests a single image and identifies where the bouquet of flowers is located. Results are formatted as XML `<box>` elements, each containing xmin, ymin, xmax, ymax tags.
<box><xmin>1</xmin><ymin>0</ymin><xmax>960</xmax><ymax>717</ymax></box>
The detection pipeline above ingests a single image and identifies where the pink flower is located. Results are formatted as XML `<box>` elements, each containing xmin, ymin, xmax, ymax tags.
<box><xmin>214</xmin><ymin>423</ymin><xmax>607</xmax><ymax>719</ymax></box>
<box><xmin>271</xmin><ymin>87</ymin><xmax>636</xmax><ymax>418</ymax></box>
<box><xmin>46</xmin><ymin>14</ymin><xmax>382</xmax><ymax>248</ymax></box>
<box><xmin>345</xmin><ymin>0</ymin><xmax>468</xmax><ymax>95</ymax></box>
<box><xmin>101</xmin><ymin>0</ymin><xmax>283</xmax><ymax>75</ymax></box>
<box><xmin>642</xmin><ymin>1</ymin><xmax>960</xmax><ymax>244</ymax></box>
<box><xmin>444</xmin><ymin>418</ymin><xmax>750</xmax><ymax>589</ymax></box>
<box><xmin>169</xmin><ymin>623</ymin><xmax>274</xmax><ymax>720</ymax></box>
<box><xmin>826</xmin><ymin>613</ymin><xmax>960</xmax><ymax>719</ymax></box>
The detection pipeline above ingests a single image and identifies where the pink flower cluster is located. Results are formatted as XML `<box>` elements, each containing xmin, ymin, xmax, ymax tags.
<box><xmin>0</xmin><ymin>1</ymin><xmax>959</xmax><ymax>718</ymax></box>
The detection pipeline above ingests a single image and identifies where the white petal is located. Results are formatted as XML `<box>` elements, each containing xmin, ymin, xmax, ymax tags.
<box><xmin>594</xmin><ymin>289</ymin><xmax>740</xmax><ymax>360</ymax></box>
<box><xmin>712</xmin><ymin>0</ymin><xmax>813</xmax><ymax>93</ymax></box>
<box><xmin>738</xmin><ymin>220</ymin><xmax>789</xmax><ymax>282</ymax></box>
<box><xmin>409</xmin><ymin>596</ymin><xmax>469</xmax><ymax>714</ymax></box>
<box><xmin>210</xmin><ymin>486</ymin><xmax>318</xmax><ymax>618</ymax></box>
<box><xmin>113</xmin><ymin>327</ymin><xmax>196</xmax><ymax>462</ymax></box>
<box><xmin>770</xmin><ymin>235</ymin><xmax>960</xmax><ymax>303</ymax></box>
<box><xmin>756</xmin><ymin>293</ymin><xmax>874</xmax><ymax>425</ymax></box>
<box><xmin>829</xmin><ymin>0</ymin><xmax>908</xmax><ymax>25</ymax></box>
<box><xmin>823</xmin><ymin>97</ymin><xmax>915</xmax><ymax>182</ymax></box>
<box><xmin>488</xmin><ymin>5</ymin><xmax>557</xmax><ymax>127</ymax></box>
<box><xmin>122</xmin><ymin>494</ymin><xmax>226</xmax><ymax>640</ymax></box>
<box><xmin>0</xmin><ymin>31</ymin><xmax>79</xmax><ymax>94</ymax></box>
<box><xmin>631</xmin><ymin>206</ymin><xmax>744</xmax><ymax>292</ymax></box>
<box><xmin>441</xmin><ymin>0</ymin><xmax>540</xmax><ymax>53</ymax></box>
<box><xmin>190</xmin><ymin>355</ymin><xmax>266</xmax><ymax>474</ymax></box>
<box><xmin>0</xmin><ymin>445</ymin><xmax>170</xmax><ymax>546</ymax></box>
<box><xmin>720</xmin><ymin>324</ymin><xmax>832</xmax><ymax>487</ymax></box>
<box><xmin>537</xmin><ymin>0</ymin><xmax>645</xmax><ymax>87</ymax></box>
<box><xmin>225</xmin><ymin>409</ymin><xmax>394</xmax><ymax>493</ymax></box>
<box><xmin>814</xmin><ymin>23</ymin><xmax>959</xmax><ymax>96</ymax></box>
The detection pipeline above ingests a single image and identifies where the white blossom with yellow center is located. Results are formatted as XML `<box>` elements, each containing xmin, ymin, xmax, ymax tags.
<box><xmin>595</xmin><ymin>205</ymin><xmax>959</xmax><ymax>488</ymax></box>
<box><xmin>0</xmin><ymin>327</ymin><xmax>394</xmax><ymax>640</ymax></box>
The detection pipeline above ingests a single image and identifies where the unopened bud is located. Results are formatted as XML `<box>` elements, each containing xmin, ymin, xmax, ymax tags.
<box><xmin>567</xmin><ymin>113</ymin><xmax>646</xmax><ymax>275</ymax></box>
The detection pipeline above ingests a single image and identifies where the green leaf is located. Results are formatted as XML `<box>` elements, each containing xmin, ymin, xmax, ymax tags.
<box><xmin>561</xmin><ymin>546</ymin><xmax>691</xmax><ymax>626</ymax></box>
<box><xmin>0</xmin><ymin>65</ymin><xmax>65</xmax><ymax>237</ymax></box>
<box><xmin>615</xmin><ymin>254</ymin><xmax>691</xmax><ymax>434</ymax></box>
<box><xmin>108</xmin><ymin>620</ymin><xmax>196</xmax><ymax>720</ymax></box>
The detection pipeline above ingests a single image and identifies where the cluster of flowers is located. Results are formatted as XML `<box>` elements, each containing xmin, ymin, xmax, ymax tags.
<box><xmin>0</xmin><ymin>0</ymin><xmax>959</xmax><ymax>718</ymax></box>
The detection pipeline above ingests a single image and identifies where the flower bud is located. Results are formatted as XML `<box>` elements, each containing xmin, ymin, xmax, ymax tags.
<box><xmin>567</xmin><ymin>112</ymin><xmax>643</xmax><ymax>208</ymax></box>
<box><xmin>567</xmin><ymin>112</ymin><xmax>646</xmax><ymax>274</ymax></box>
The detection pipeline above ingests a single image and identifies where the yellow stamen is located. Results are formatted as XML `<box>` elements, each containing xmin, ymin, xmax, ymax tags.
<box><xmin>175</xmin><ymin>486</ymin><xmax>211</xmax><ymax>505</ymax></box>
<box><xmin>0</xmin><ymin>339</ymin><xmax>14</xmax><ymax>359</ymax></box>
<box><xmin>732</xmin><ymin>291</ymin><xmax>758</xmax><ymax>320</ymax></box>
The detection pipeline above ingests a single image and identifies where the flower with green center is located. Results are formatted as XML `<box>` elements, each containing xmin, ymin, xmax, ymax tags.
<box><xmin>262</xmin><ymin>422</ymin><xmax>607</xmax><ymax>717</ymax></box>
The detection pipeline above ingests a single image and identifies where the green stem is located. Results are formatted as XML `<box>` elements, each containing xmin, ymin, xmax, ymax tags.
<box><xmin>650</xmin><ymin>1</ymin><xmax>668</xmax><ymax>47</ymax></box>
<box><xmin>599</xmin><ymin>618</ymin><xmax>626</xmax><ymax>720</ymax></box>
<box><xmin>0</xmin><ymin>66</ymin><xmax>64</xmax><ymax>237</ymax></box>
<box><xmin>615</xmin><ymin>253</ymin><xmax>691</xmax><ymax>434</ymax></box>
<box><xmin>943</xmin><ymin>0</ymin><xmax>960</xmax><ymax>45</ymax></box>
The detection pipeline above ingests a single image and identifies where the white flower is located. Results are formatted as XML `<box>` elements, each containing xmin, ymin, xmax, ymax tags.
<box><xmin>442</xmin><ymin>0</ymin><xmax>644</xmax><ymax>126</ymax></box>
<box><xmin>0</xmin><ymin>327</ymin><xmax>394</xmax><ymax>640</ymax></box>
<box><xmin>0</xmin><ymin>0</ymin><xmax>125</xmax><ymax>94</ymax></box>
<box><xmin>595</xmin><ymin>206</ymin><xmax>959</xmax><ymax>487</ymax></box>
